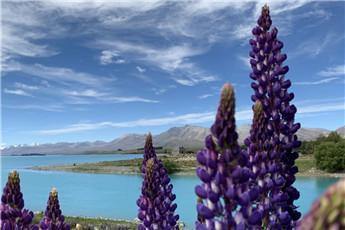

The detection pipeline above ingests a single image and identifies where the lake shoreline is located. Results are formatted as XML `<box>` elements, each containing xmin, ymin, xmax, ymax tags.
<box><xmin>33</xmin><ymin>211</ymin><xmax>138</xmax><ymax>229</ymax></box>
<box><xmin>29</xmin><ymin>155</ymin><xmax>345</xmax><ymax>178</ymax></box>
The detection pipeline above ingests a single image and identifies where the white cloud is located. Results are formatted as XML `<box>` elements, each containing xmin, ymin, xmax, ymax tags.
<box><xmin>291</xmin><ymin>33</ymin><xmax>338</xmax><ymax>58</ymax></box>
<box><xmin>94</xmin><ymin>40</ymin><xmax>218</xmax><ymax>86</ymax></box>
<box><xmin>63</xmin><ymin>89</ymin><xmax>158</xmax><ymax>104</ymax></box>
<box><xmin>136</xmin><ymin>66</ymin><xmax>146</xmax><ymax>73</ymax></box>
<box><xmin>152</xmin><ymin>88</ymin><xmax>167</xmax><ymax>95</ymax></box>
<box><xmin>198</xmin><ymin>94</ymin><xmax>213</xmax><ymax>99</ymax></box>
<box><xmin>34</xmin><ymin>97</ymin><xmax>345</xmax><ymax>135</ymax></box>
<box><xmin>238</xmin><ymin>55</ymin><xmax>251</xmax><ymax>68</ymax></box>
<box><xmin>3</xmin><ymin>61</ymin><xmax>110</xmax><ymax>87</ymax></box>
<box><xmin>35</xmin><ymin>109</ymin><xmax>253</xmax><ymax>135</ymax></box>
<box><xmin>232</xmin><ymin>24</ymin><xmax>253</xmax><ymax>40</ymax></box>
<box><xmin>99</xmin><ymin>50</ymin><xmax>125</xmax><ymax>65</ymax></box>
<box><xmin>36</xmin><ymin>112</ymin><xmax>215</xmax><ymax>135</ymax></box>
<box><xmin>3</xmin><ymin>82</ymin><xmax>41</xmax><ymax>97</ymax></box>
<box><xmin>295</xmin><ymin>77</ymin><xmax>339</xmax><ymax>85</ymax></box>
<box><xmin>64</xmin><ymin>89</ymin><xmax>106</xmax><ymax>98</ymax></box>
<box><xmin>1</xmin><ymin>2</ymin><xmax>61</xmax><ymax>61</ymax></box>
<box><xmin>4</xmin><ymin>104</ymin><xmax>64</xmax><ymax>112</ymax></box>
<box><xmin>318</xmin><ymin>65</ymin><xmax>345</xmax><ymax>77</ymax></box>
<box><xmin>297</xmin><ymin>102</ymin><xmax>345</xmax><ymax>114</ymax></box>
<box><xmin>103</xmin><ymin>96</ymin><xmax>159</xmax><ymax>103</ymax></box>
<box><xmin>4</xmin><ymin>88</ymin><xmax>32</xmax><ymax>97</ymax></box>
<box><xmin>14</xmin><ymin>82</ymin><xmax>39</xmax><ymax>90</ymax></box>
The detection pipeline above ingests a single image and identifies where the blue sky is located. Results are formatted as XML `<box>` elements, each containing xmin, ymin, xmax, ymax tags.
<box><xmin>1</xmin><ymin>0</ymin><xmax>344</xmax><ymax>147</ymax></box>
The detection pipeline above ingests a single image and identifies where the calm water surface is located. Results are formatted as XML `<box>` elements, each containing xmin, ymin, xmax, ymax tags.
<box><xmin>0</xmin><ymin>154</ymin><xmax>339</xmax><ymax>229</ymax></box>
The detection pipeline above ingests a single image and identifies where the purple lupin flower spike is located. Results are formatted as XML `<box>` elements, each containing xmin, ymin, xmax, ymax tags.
<box><xmin>1</xmin><ymin>170</ymin><xmax>24</xmax><ymax>209</ymax></box>
<box><xmin>244</xmin><ymin>101</ymin><xmax>270</xmax><ymax>228</ymax></box>
<box><xmin>137</xmin><ymin>133</ymin><xmax>179</xmax><ymax>229</ymax></box>
<box><xmin>39</xmin><ymin>187</ymin><xmax>70</xmax><ymax>230</ymax></box>
<box><xmin>1</xmin><ymin>171</ymin><xmax>37</xmax><ymax>230</ymax></box>
<box><xmin>196</xmin><ymin>83</ymin><xmax>252</xmax><ymax>229</ymax></box>
<box><xmin>247</xmin><ymin>4</ymin><xmax>301</xmax><ymax>228</ymax></box>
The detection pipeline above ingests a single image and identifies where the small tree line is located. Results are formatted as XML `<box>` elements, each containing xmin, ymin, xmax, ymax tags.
<box><xmin>300</xmin><ymin>132</ymin><xmax>345</xmax><ymax>173</ymax></box>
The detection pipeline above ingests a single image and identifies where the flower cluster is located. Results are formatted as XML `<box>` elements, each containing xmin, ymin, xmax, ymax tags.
<box><xmin>195</xmin><ymin>83</ymin><xmax>253</xmax><ymax>229</ymax></box>
<box><xmin>247</xmin><ymin>4</ymin><xmax>301</xmax><ymax>228</ymax></box>
<box><xmin>0</xmin><ymin>170</ymin><xmax>37</xmax><ymax>230</ymax></box>
<box><xmin>298</xmin><ymin>179</ymin><xmax>345</xmax><ymax>230</ymax></box>
<box><xmin>195</xmin><ymin>4</ymin><xmax>301</xmax><ymax>229</ymax></box>
<box><xmin>137</xmin><ymin>133</ymin><xmax>179</xmax><ymax>229</ymax></box>
<box><xmin>39</xmin><ymin>187</ymin><xmax>70</xmax><ymax>230</ymax></box>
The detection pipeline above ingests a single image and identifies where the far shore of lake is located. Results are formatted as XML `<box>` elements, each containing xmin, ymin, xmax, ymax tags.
<box><xmin>29</xmin><ymin>154</ymin><xmax>345</xmax><ymax>178</ymax></box>
<box><xmin>33</xmin><ymin>211</ymin><xmax>138</xmax><ymax>229</ymax></box>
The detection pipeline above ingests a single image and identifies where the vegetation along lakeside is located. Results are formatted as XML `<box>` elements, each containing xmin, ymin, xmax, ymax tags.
<box><xmin>31</xmin><ymin>131</ymin><xmax>345</xmax><ymax>178</ymax></box>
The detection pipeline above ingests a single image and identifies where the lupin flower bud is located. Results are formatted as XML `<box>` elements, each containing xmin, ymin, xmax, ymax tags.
<box><xmin>1</xmin><ymin>171</ymin><xmax>37</xmax><ymax>229</ymax></box>
<box><xmin>137</xmin><ymin>134</ymin><xmax>179</xmax><ymax>229</ymax></box>
<box><xmin>39</xmin><ymin>187</ymin><xmax>70</xmax><ymax>230</ymax></box>
<box><xmin>247</xmin><ymin>4</ymin><xmax>301</xmax><ymax>228</ymax></box>
<box><xmin>196</xmin><ymin>83</ymin><xmax>252</xmax><ymax>229</ymax></box>
<box><xmin>298</xmin><ymin>179</ymin><xmax>345</xmax><ymax>230</ymax></box>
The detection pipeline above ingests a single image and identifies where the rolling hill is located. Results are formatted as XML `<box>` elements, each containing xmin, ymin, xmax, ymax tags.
<box><xmin>2</xmin><ymin>125</ymin><xmax>343</xmax><ymax>155</ymax></box>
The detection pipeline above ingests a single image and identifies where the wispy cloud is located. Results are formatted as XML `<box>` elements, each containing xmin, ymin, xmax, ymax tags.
<box><xmin>103</xmin><ymin>96</ymin><xmax>159</xmax><ymax>103</ymax></box>
<box><xmin>99</xmin><ymin>50</ymin><xmax>125</xmax><ymax>65</ymax></box>
<box><xmin>4</xmin><ymin>104</ymin><xmax>64</xmax><ymax>112</ymax></box>
<box><xmin>63</xmin><ymin>89</ymin><xmax>158</xmax><ymax>104</ymax></box>
<box><xmin>14</xmin><ymin>82</ymin><xmax>39</xmax><ymax>91</ymax></box>
<box><xmin>152</xmin><ymin>88</ymin><xmax>167</xmax><ymax>95</ymax></box>
<box><xmin>198</xmin><ymin>94</ymin><xmax>214</xmax><ymax>99</ymax></box>
<box><xmin>35</xmin><ymin>97</ymin><xmax>345</xmax><ymax>135</ymax></box>
<box><xmin>297</xmin><ymin>102</ymin><xmax>345</xmax><ymax>114</ymax></box>
<box><xmin>34</xmin><ymin>109</ymin><xmax>252</xmax><ymax>135</ymax></box>
<box><xmin>3</xmin><ymin>88</ymin><xmax>32</xmax><ymax>97</ymax></box>
<box><xmin>36</xmin><ymin>112</ymin><xmax>215</xmax><ymax>135</ymax></box>
<box><xmin>295</xmin><ymin>77</ymin><xmax>339</xmax><ymax>85</ymax></box>
<box><xmin>291</xmin><ymin>33</ymin><xmax>338</xmax><ymax>58</ymax></box>
<box><xmin>318</xmin><ymin>65</ymin><xmax>345</xmax><ymax>77</ymax></box>
<box><xmin>3</xmin><ymin>82</ymin><xmax>40</xmax><ymax>97</ymax></box>
<box><xmin>238</xmin><ymin>55</ymin><xmax>251</xmax><ymax>68</ymax></box>
<box><xmin>64</xmin><ymin>89</ymin><xmax>107</xmax><ymax>98</ymax></box>
<box><xmin>136</xmin><ymin>66</ymin><xmax>146</xmax><ymax>73</ymax></box>
<box><xmin>94</xmin><ymin>41</ymin><xmax>218</xmax><ymax>86</ymax></box>
<box><xmin>3</xmin><ymin>61</ymin><xmax>110</xmax><ymax>87</ymax></box>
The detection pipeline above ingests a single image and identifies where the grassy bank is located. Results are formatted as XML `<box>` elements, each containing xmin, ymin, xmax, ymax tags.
<box><xmin>33</xmin><ymin>212</ymin><xmax>137</xmax><ymax>230</ymax></box>
<box><xmin>31</xmin><ymin>154</ymin><xmax>345</xmax><ymax>177</ymax></box>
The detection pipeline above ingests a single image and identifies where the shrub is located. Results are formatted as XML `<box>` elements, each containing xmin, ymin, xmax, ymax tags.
<box><xmin>299</xmin><ymin>141</ymin><xmax>315</xmax><ymax>155</ymax></box>
<box><xmin>314</xmin><ymin>141</ymin><xmax>345</xmax><ymax>173</ymax></box>
<box><xmin>163</xmin><ymin>160</ymin><xmax>180</xmax><ymax>174</ymax></box>
<box><xmin>317</xmin><ymin>131</ymin><xmax>343</xmax><ymax>143</ymax></box>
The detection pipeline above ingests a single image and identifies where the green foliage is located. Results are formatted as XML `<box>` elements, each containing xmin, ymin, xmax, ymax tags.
<box><xmin>299</xmin><ymin>141</ymin><xmax>315</xmax><ymax>155</ymax></box>
<box><xmin>163</xmin><ymin>160</ymin><xmax>180</xmax><ymax>174</ymax></box>
<box><xmin>300</xmin><ymin>132</ymin><xmax>344</xmax><ymax>156</ymax></box>
<box><xmin>316</xmin><ymin>132</ymin><xmax>343</xmax><ymax>143</ymax></box>
<box><xmin>314</xmin><ymin>140</ymin><xmax>345</xmax><ymax>173</ymax></box>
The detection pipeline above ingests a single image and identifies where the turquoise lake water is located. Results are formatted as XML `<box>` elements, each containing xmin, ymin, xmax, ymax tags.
<box><xmin>0</xmin><ymin>154</ymin><xmax>339</xmax><ymax>229</ymax></box>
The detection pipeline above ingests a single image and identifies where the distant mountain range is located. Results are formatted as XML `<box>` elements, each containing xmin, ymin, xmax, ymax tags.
<box><xmin>2</xmin><ymin>125</ymin><xmax>344</xmax><ymax>155</ymax></box>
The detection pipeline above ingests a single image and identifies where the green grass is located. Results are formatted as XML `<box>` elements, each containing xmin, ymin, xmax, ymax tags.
<box><xmin>295</xmin><ymin>155</ymin><xmax>316</xmax><ymax>173</ymax></box>
<box><xmin>33</xmin><ymin>212</ymin><xmax>137</xmax><ymax>229</ymax></box>
<box><xmin>33</xmin><ymin>152</ymin><xmax>343</xmax><ymax>177</ymax></box>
